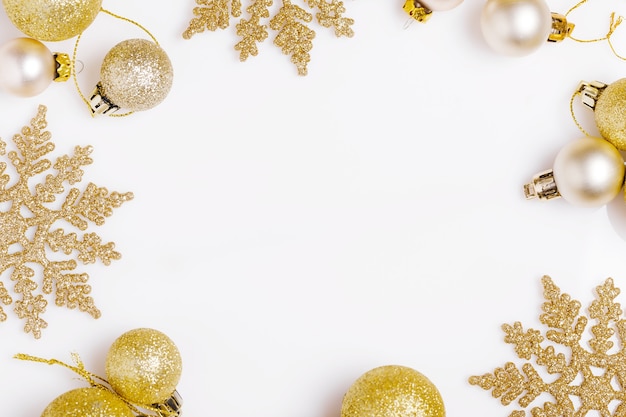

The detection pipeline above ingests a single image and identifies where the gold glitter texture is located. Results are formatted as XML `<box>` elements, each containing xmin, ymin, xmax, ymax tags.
<box><xmin>0</xmin><ymin>105</ymin><xmax>133</xmax><ymax>338</ymax></box>
<box><xmin>595</xmin><ymin>79</ymin><xmax>626</xmax><ymax>151</ymax></box>
<box><xmin>341</xmin><ymin>365</ymin><xmax>446</xmax><ymax>417</ymax></box>
<box><xmin>41</xmin><ymin>387</ymin><xmax>134</xmax><ymax>417</ymax></box>
<box><xmin>2</xmin><ymin>0</ymin><xmax>103</xmax><ymax>41</ymax></box>
<box><xmin>469</xmin><ymin>276</ymin><xmax>626</xmax><ymax>416</ymax></box>
<box><xmin>106</xmin><ymin>328</ymin><xmax>183</xmax><ymax>404</ymax></box>
<box><xmin>183</xmin><ymin>0</ymin><xmax>354</xmax><ymax>75</ymax></box>
<box><xmin>100</xmin><ymin>39</ymin><xmax>174</xmax><ymax>112</ymax></box>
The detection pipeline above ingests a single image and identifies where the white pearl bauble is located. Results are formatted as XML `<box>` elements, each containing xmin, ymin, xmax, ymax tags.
<box><xmin>420</xmin><ymin>0</ymin><xmax>463</xmax><ymax>11</ymax></box>
<box><xmin>480</xmin><ymin>0</ymin><xmax>552</xmax><ymax>56</ymax></box>
<box><xmin>553</xmin><ymin>137</ymin><xmax>625</xmax><ymax>207</ymax></box>
<box><xmin>0</xmin><ymin>38</ymin><xmax>56</xmax><ymax>97</ymax></box>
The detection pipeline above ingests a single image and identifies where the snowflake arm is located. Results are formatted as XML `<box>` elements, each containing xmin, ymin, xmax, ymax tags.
<box><xmin>183</xmin><ymin>0</ymin><xmax>241</xmax><ymax>39</ymax></box>
<box><xmin>0</xmin><ymin>105</ymin><xmax>132</xmax><ymax>338</ymax></box>
<box><xmin>305</xmin><ymin>0</ymin><xmax>354</xmax><ymax>37</ymax></box>
<box><xmin>234</xmin><ymin>0</ymin><xmax>272</xmax><ymax>61</ymax></box>
<box><xmin>270</xmin><ymin>0</ymin><xmax>315</xmax><ymax>76</ymax></box>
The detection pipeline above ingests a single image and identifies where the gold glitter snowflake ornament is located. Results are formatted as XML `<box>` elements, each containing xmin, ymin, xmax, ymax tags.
<box><xmin>0</xmin><ymin>105</ymin><xmax>133</xmax><ymax>338</ymax></box>
<box><xmin>183</xmin><ymin>0</ymin><xmax>354</xmax><ymax>75</ymax></box>
<box><xmin>470</xmin><ymin>276</ymin><xmax>626</xmax><ymax>416</ymax></box>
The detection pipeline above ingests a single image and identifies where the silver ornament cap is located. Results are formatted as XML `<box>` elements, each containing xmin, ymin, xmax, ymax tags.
<box><xmin>91</xmin><ymin>39</ymin><xmax>173</xmax><ymax>114</ymax></box>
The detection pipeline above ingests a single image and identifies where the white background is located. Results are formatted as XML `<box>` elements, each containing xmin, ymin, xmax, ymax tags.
<box><xmin>1</xmin><ymin>1</ymin><xmax>626</xmax><ymax>416</ymax></box>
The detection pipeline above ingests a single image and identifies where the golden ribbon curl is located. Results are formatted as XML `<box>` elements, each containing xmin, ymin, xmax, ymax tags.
<box><xmin>14</xmin><ymin>353</ymin><xmax>178</xmax><ymax>417</ymax></box>
<box><xmin>564</xmin><ymin>0</ymin><xmax>626</xmax><ymax>59</ymax></box>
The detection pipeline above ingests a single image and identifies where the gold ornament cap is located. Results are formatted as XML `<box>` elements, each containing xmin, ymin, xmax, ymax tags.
<box><xmin>2</xmin><ymin>0</ymin><xmax>103</xmax><ymax>41</ymax></box>
<box><xmin>341</xmin><ymin>365</ymin><xmax>446</xmax><ymax>417</ymax></box>
<box><xmin>105</xmin><ymin>328</ymin><xmax>182</xmax><ymax>405</ymax></box>
<box><xmin>92</xmin><ymin>39</ymin><xmax>173</xmax><ymax>115</ymax></box>
<box><xmin>41</xmin><ymin>387</ymin><xmax>134</xmax><ymax>417</ymax></box>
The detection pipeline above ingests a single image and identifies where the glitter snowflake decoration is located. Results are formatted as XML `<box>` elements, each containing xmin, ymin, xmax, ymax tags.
<box><xmin>183</xmin><ymin>0</ymin><xmax>354</xmax><ymax>75</ymax></box>
<box><xmin>470</xmin><ymin>276</ymin><xmax>626</xmax><ymax>417</ymax></box>
<box><xmin>0</xmin><ymin>105</ymin><xmax>133</xmax><ymax>338</ymax></box>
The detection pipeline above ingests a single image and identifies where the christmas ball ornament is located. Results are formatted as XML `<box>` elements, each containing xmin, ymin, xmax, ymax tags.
<box><xmin>480</xmin><ymin>0</ymin><xmax>552</xmax><ymax>56</ymax></box>
<box><xmin>2</xmin><ymin>0</ymin><xmax>103</xmax><ymax>42</ymax></box>
<box><xmin>40</xmin><ymin>387</ymin><xmax>134</xmax><ymax>417</ymax></box>
<box><xmin>524</xmin><ymin>137</ymin><xmax>625</xmax><ymax>206</ymax></box>
<box><xmin>420</xmin><ymin>0</ymin><xmax>464</xmax><ymax>11</ymax></box>
<box><xmin>92</xmin><ymin>39</ymin><xmax>173</xmax><ymax>114</ymax></box>
<box><xmin>106</xmin><ymin>328</ymin><xmax>182</xmax><ymax>405</ymax></box>
<box><xmin>341</xmin><ymin>365</ymin><xmax>446</xmax><ymax>417</ymax></box>
<box><xmin>578</xmin><ymin>79</ymin><xmax>626</xmax><ymax>151</ymax></box>
<box><xmin>553</xmin><ymin>137</ymin><xmax>625</xmax><ymax>206</ymax></box>
<box><xmin>0</xmin><ymin>38</ymin><xmax>57</xmax><ymax>97</ymax></box>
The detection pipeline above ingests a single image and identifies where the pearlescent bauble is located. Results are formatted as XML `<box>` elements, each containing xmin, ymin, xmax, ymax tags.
<box><xmin>100</xmin><ymin>39</ymin><xmax>173</xmax><ymax>112</ymax></box>
<box><xmin>420</xmin><ymin>0</ymin><xmax>463</xmax><ymax>11</ymax></box>
<box><xmin>595</xmin><ymin>78</ymin><xmax>626</xmax><ymax>151</ymax></box>
<box><xmin>2</xmin><ymin>0</ymin><xmax>102</xmax><ymax>41</ymax></box>
<box><xmin>106</xmin><ymin>328</ymin><xmax>182</xmax><ymax>404</ymax></box>
<box><xmin>553</xmin><ymin>137</ymin><xmax>625</xmax><ymax>207</ymax></box>
<box><xmin>341</xmin><ymin>365</ymin><xmax>446</xmax><ymax>417</ymax></box>
<box><xmin>481</xmin><ymin>0</ymin><xmax>552</xmax><ymax>56</ymax></box>
<box><xmin>41</xmin><ymin>387</ymin><xmax>134</xmax><ymax>417</ymax></box>
<box><xmin>0</xmin><ymin>38</ymin><xmax>56</xmax><ymax>97</ymax></box>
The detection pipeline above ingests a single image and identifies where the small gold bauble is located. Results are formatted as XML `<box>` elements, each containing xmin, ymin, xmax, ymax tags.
<box><xmin>2</xmin><ymin>0</ymin><xmax>102</xmax><ymax>42</ymax></box>
<box><xmin>341</xmin><ymin>365</ymin><xmax>446</xmax><ymax>417</ymax></box>
<box><xmin>595</xmin><ymin>78</ymin><xmax>626</xmax><ymax>150</ymax></box>
<box><xmin>41</xmin><ymin>387</ymin><xmax>134</xmax><ymax>417</ymax></box>
<box><xmin>105</xmin><ymin>328</ymin><xmax>182</xmax><ymax>405</ymax></box>
<box><xmin>99</xmin><ymin>39</ymin><xmax>174</xmax><ymax>112</ymax></box>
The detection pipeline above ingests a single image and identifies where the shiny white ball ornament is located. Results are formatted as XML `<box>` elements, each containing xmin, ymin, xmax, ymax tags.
<box><xmin>481</xmin><ymin>0</ymin><xmax>552</xmax><ymax>56</ymax></box>
<box><xmin>0</xmin><ymin>38</ymin><xmax>56</xmax><ymax>97</ymax></box>
<box><xmin>553</xmin><ymin>137</ymin><xmax>625</xmax><ymax>207</ymax></box>
<box><xmin>420</xmin><ymin>0</ymin><xmax>463</xmax><ymax>11</ymax></box>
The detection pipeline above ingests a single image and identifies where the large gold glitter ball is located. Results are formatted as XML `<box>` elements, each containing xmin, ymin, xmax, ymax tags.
<box><xmin>2</xmin><ymin>0</ymin><xmax>102</xmax><ymax>41</ymax></box>
<box><xmin>105</xmin><ymin>328</ymin><xmax>182</xmax><ymax>404</ymax></box>
<box><xmin>40</xmin><ymin>387</ymin><xmax>134</xmax><ymax>417</ymax></box>
<box><xmin>595</xmin><ymin>78</ymin><xmax>626</xmax><ymax>150</ymax></box>
<box><xmin>341</xmin><ymin>365</ymin><xmax>446</xmax><ymax>417</ymax></box>
<box><xmin>100</xmin><ymin>39</ymin><xmax>174</xmax><ymax>112</ymax></box>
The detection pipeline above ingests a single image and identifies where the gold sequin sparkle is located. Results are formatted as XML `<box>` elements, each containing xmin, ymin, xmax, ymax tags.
<box><xmin>0</xmin><ymin>105</ymin><xmax>133</xmax><ymax>338</ymax></box>
<box><xmin>470</xmin><ymin>276</ymin><xmax>626</xmax><ymax>416</ymax></box>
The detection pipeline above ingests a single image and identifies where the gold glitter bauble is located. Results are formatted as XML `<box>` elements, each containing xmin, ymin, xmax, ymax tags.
<box><xmin>595</xmin><ymin>78</ymin><xmax>626</xmax><ymax>150</ymax></box>
<box><xmin>100</xmin><ymin>39</ymin><xmax>174</xmax><ymax>112</ymax></box>
<box><xmin>2</xmin><ymin>0</ymin><xmax>102</xmax><ymax>41</ymax></box>
<box><xmin>341</xmin><ymin>365</ymin><xmax>446</xmax><ymax>417</ymax></box>
<box><xmin>105</xmin><ymin>328</ymin><xmax>182</xmax><ymax>404</ymax></box>
<box><xmin>41</xmin><ymin>387</ymin><xmax>134</xmax><ymax>417</ymax></box>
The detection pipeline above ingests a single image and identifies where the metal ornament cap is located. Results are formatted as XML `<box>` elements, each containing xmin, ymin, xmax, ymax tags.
<box><xmin>480</xmin><ymin>0</ymin><xmax>552</xmax><ymax>56</ymax></box>
<box><xmin>594</xmin><ymin>78</ymin><xmax>626</xmax><ymax>151</ymax></box>
<box><xmin>105</xmin><ymin>328</ymin><xmax>182</xmax><ymax>405</ymax></box>
<box><xmin>41</xmin><ymin>387</ymin><xmax>134</xmax><ymax>417</ymax></box>
<box><xmin>553</xmin><ymin>137</ymin><xmax>625</xmax><ymax>207</ymax></box>
<box><xmin>2</xmin><ymin>0</ymin><xmax>102</xmax><ymax>42</ymax></box>
<box><xmin>420</xmin><ymin>0</ymin><xmax>463</xmax><ymax>11</ymax></box>
<box><xmin>99</xmin><ymin>39</ymin><xmax>174</xmax><ymax>112</ymax></box>
<box><xmin>341</xmin><ymin>365</ymin><xmax>445</xmax><ymax>417</ymax></box>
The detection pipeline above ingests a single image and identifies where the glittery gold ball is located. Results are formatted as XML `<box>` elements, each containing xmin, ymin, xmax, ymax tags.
<box><xmin>2</xmin><ymin>0</ymin><xmax>102</xmax><ymax>41</ymax></box>
<box><xmin>341</xmin><ymin>365</ymin><xmax>446</xmax><ymax>417</ymax></box>
<box><xmin>595</xmin><ymin>78</ymin><xmax>626</xmax><ymax>150</ymax></box>
<box><xmin>40</xmin><ymin>387</ymin><xmax>134</xmax><ymax>417</ymax></box>
<box><xmin>100</xmin><ymin>39</ymin><xmax>174</xmax><ymax>112</ymax></box>
<box><xmin>105</xmin><ymin>328</ymin><xmax>182</xmax><ymax>404</ymax></box>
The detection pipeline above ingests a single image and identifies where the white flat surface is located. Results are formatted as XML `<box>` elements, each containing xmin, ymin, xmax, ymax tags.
<box><xmin>1</xmin><ymin>1</ymin><xmax>626</xmax><ymax>416</ymax></box>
